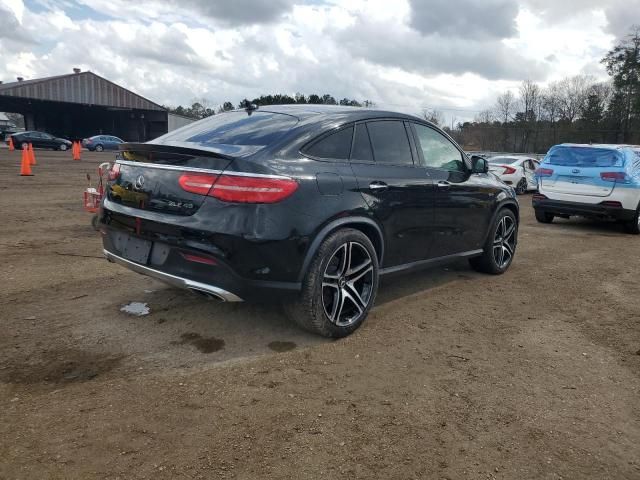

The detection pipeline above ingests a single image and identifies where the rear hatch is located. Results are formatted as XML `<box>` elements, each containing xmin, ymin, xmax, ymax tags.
<box><xmin>107</xmin><ymin>109</ymin><xmax>300</xmax><ymax>216</ymax></box>
<box><xmin>108</xmin><ymin>146</ymin><xmax>233</xmax><ymax>216</ymax></box>
<box><xmin>539</xmin><ymin>146</ymin><xmax>625</xmax><ymax>197</ymax></box>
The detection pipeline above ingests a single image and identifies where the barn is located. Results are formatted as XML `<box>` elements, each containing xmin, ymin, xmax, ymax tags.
<box><xmin>0</xmin><ymin>69</ymin><xmax>192</xmax><ymax>141</ymax></box>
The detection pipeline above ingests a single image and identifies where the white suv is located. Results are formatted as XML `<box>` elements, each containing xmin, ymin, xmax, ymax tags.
<box><xmin>532</xmin><ymin>144</ymin><xmax>640</xmax><ymax>234</ymax></box>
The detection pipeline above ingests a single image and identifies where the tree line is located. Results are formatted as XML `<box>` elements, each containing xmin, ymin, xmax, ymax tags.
<box><xmin>453</xmin><ymin>26</ymin><xmax>640</xmax><ymax>152</ymax></box>
<box><xmin>166</xmin><ymin>94</ymin><xmax>373</xmax><ymax>120</ymax></box>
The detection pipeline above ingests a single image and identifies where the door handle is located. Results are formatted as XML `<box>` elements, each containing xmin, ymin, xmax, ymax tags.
<box><xmin>369</xmin><ymin>182</ymin><xmax>388</xmax><ymax>192</ymax></box>
<box><xmin>437</xmin><ymin>181</ymin><xmax>451</xmax><ymax>189</ymax></box>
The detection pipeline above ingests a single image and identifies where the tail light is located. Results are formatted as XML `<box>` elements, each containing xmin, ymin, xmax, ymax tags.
<box><xmin>600</xmin><ymin>201</ymin><xmax>622</xmax><ymax>208</ymax></box>
<box><xmin>536</xmin><ymin>168</ymin><xmax>554</xmax><ymax>177</ymax></box>
<box><xmin>532</xmin><ymin>193</ymin><xmax>547</xmax><ymax>201</ymax></box>
<box><xmin>85</xmin><ymin>138</ymin><xmax>92</xmax><ymax>144</ymax></box>
<box><xmin>600</xmin><ymin>172</ymin><xmax>627</xmax><ymax>182</ymax></box>
<box><xmin>108</xmin><ymin>163</ymin><xmax>120</xmax><ymax>181</ymax></box>
<box><xmin>502</xmin><ymin>166</ymin><xmax>516</xmax><ymax>175</ymax></box>
<box><xmin>179</xmin><ymin>174</ymin><xmax>218</xmax><ymax>196</ymax></box>
<box><xmin>179</xmin><ymin>173</ymin><xmax>298</xmax><ymax>204</ymax></box>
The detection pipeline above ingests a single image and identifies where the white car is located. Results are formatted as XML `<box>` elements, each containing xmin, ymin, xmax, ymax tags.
<box><xmin>488</xmin><ymin>156</ymin><xmax>540</xmax><ymax>194</ymax></box>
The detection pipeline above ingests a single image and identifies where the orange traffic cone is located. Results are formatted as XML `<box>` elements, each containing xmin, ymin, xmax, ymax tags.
<box><xmin>28</xmin><ymin>143</ymin><xmax>36</xmax><ymax>165</ymax></box>
<box><xmin>77</xmin><ymin>141</ymin><xmax>82</xmax><ymax>160</ymax></box>
<box><xmin>8</xmin><ymin>136</ymin><xmax>14</xmax><ymax>151</ymax></box>
<box><xmin>20</xmin><ymin>145</ymin><xmax>33</xmax><ymax>176</ymax></box>
<box><xmin>73</xmin><ymin>141</ymin><xmax>80</xmax><ymax>161</ymax></box>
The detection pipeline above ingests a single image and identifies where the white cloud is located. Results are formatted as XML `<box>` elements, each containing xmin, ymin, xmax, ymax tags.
<box><xmin>0</xmin><ymin>0</ymin><xmax>632</xmax><ymax>123</ymax></box>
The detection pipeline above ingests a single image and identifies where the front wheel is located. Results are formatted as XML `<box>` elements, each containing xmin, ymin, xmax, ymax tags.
<box><xmin>469</xmin><ymin>209</ymin><xmax>518</xmax><ymax>275</ymax></box>
<box><xmin>284</xmin><ymin>229</ymin><xmax>379</xmax><ymax>338</ymax></box>
<box><xmin>95</xmin><ymin>144</ymin><xmax>104</xmax><ymax>152</ymax></box>
<box><xmin>59</xmin><ymin>144</ymin><xmax>68</xmax><ymax>151</ymax></box>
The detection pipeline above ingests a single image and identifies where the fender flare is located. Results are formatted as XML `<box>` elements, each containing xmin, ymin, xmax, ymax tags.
<box><xmin>297</xmin><ymin>216</ymin><xmax>384</xmax><ymax>282</ymax></box>
<box><xmin>481</xmin><ymin>198</ymin><xmax>520</xmax><ymax>245</ymax></box>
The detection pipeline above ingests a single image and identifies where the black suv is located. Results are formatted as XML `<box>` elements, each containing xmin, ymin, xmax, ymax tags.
<box><xmin>100</xmin><ymin>105</ymin><xmax>518</xmax><ymax>337</ymax></box>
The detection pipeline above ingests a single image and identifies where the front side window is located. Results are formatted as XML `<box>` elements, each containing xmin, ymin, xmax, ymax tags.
<box><xmin>303</xmin><ymin>126</ymin><xmax>353</xmax><ymax>160</ymax></box>
<box><xmin>413</xmin><ymin>124</ymin><xmax>464</xmax><ymax>172</ymax></box>
<box><xmin>366</xmin><ymin>120</ymin><xmax>413</xmax><ymax>165</ymax></box>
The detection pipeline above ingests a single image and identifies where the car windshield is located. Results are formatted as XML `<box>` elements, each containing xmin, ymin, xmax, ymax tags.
<box><xmin>154</xmin><ymin>111</ymin><xmax>299</xmax><ymax>156</ymax></box>
<box><xmin>545</xmin><ymin>146</ymin><xmax>624</xmax><ymax>167</ymax></box>
<box><xmin>489</xmin><ymin>157</ymin><xmax>518</xmax><ymax>164</ymax></box>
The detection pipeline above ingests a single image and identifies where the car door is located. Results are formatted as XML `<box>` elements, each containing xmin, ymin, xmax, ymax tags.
<box><xmin>523</xmin><ymin>159</ymin><xmax>537</xmax><ymax>189</ymax></box>
<box><xmin>410</xmin><ymin>122</ymin><xmax>495</xmax><ymax>257</ymax></box>
<box><xmin>348</xmin><ymin>120</ymin><xmax>435</xmax><ymax>268</ymax></box>
<box><xmin>32</xmin><ymin>132</ymin><xmax>47</xmax><ymax>148</ymax></box>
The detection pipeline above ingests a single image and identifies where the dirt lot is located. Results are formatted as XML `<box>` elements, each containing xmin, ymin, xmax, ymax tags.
<box><xmin>1</xmin><ymin>148</ymin><xmax>639</xmax><ymax>479</ymax></box>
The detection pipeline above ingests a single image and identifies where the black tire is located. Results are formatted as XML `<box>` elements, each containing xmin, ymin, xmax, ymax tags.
<box><xmin>515</xmin><ymin>178</ymin><xmax>527</xmax><ymax>195</ymax></box>
<box><xmin>534</xmin><ymin>209</ymin><xmax>554</xmax><ymax>223</ymax></box>
<box><xmin>284</xmin><ymin>228</ymin><xmax>379</xmax><ymax>338</ymax></box>
<box><xmin>95</xmin><ymin>144</ymin><xmax>104</xmax><ymax>152</ymax></box>
<box><xmin>469</xmin><ymin>209</ymin><xmax>518</xmax><ymax>275</ymax></box>
<box><xmin>91</xmin><ymin>214</ymin><xmax>100</xmax><ymax>231</ymax></box>
<box><xmin>623</xmin><ymin>207</ymin><xmax>640</xmax><ymax>235</ymax></box>
<box><xmin>19</xmin><ymin>142</ymin><xmax>28</xmax><ymax>150</ymax></box>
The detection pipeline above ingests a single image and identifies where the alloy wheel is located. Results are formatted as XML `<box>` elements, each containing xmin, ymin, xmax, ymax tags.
<box><xmin>493</xmin><ymin>215</ymin><xmax>516</xmax><ymax>269</ymax></box>
<box><xmin>516</xmin><ymin>178</ymin><xmax>526</xmax><ymax>195</ymax></box>
<box><xmin>321</xmin><ymin>241</ymin><xmax>374</xmax><ymax>327</ymax></box>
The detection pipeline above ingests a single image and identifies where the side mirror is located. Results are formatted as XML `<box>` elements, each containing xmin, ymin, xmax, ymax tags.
<box><xmin>470</xmin><ymin>155</ymin><xmax>489</xmax><ymax>174</ymax></box>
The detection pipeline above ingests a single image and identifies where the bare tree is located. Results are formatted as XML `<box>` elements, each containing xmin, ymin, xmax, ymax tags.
<box><xmin>557</xmin><ymin>75</ymin><xmax>593</xmax><ymax>123</ymax></box>
<box><xmin>422</xmin><ymin>108</ymin><xmax>444</xmax><ymax>126</ymax></box>
<box><xmin>495</xmin><ymin>90</ymin><xmax>516</xmax><ymax>151</ymax></box>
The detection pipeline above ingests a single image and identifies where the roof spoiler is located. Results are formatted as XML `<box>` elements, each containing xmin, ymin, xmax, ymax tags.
<box><xmin>119</xmin><ymin>142</ymin><xmax>233</xmax><ymax>160</ymax></box>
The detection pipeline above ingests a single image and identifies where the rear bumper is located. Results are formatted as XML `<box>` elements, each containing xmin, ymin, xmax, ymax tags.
<box><xmin>532</xmin><ymin>198</ymin><xmax>636</xmax><ymax>221</ymax></box>
<box><xmin>104</xmin><ymin>249</ymin><xmax>243</xmax><ymax>301</ymax></box>
<box><xmin>101</xmin><ymin>224</ymin><xmax>301</xmax><ymax>302</ymax></box>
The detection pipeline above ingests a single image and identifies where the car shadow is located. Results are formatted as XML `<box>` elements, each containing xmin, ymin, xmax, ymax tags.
<box><xmin>96</xmin><ymin>261</ymin><xmax>473</xmax><ymax>371</ymax></box>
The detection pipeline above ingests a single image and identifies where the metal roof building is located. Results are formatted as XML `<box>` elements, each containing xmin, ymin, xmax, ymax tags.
<box><xmin>0</xmin><ymin>69</ymin><xmax>192</xmax><ymax>141</ymax></box>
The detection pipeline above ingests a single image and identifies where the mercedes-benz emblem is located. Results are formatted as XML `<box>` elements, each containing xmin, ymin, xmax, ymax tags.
<box><xmin>134</xmin><ymin>175</ymin><xmax>145</xmax><ymax>190</ymax></box>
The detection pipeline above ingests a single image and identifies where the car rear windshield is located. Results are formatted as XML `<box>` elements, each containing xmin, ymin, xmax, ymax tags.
<box><xmin>154</xmin><ymin>111</ymin><xmax>299</xmax><ymax>156</ymax></box>
<box><xmin>545</xmin><ymin>146</ymin><xmax>624</xmax><ymax>167</ymax></box>
<box><xmin>489</xmin><ymin>157</ymin><xmax>518</xmax><ymax>164</ymax></box>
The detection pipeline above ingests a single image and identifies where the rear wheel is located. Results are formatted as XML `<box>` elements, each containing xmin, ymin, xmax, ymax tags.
<box><xmin>469</xmin><ymin>209</ymin><xmax>517</xmax><ymax>275</ymax></box>
<box><xmin>284</xmin><ymin>229</ymin><xmax>379</xmax><ymax>338</ymax></box>
<box><xmin>95</xmin><ymin>144</ymin><xmax>104</xmax><ymax>152</ymax></box>
<box><xmin>515</xmin><ymin>178</ymin><xmax>527</xmax><ymax>195</ymax></box>
<box><xmin>535</xmin><ymin>209</ymin><xmax>554</xmax><ymax>223</ymax></box>
<box><xmin>623</xmin><ymin>207</ymin><xmax>640</xmax><ymax>235</ymax></box>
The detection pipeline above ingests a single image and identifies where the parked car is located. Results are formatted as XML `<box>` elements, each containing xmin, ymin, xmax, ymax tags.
<box><xmin>83</xmin><ymin>135</ymin><xmax>124</xmax><ymax>152</ymax></box>
<box><xmin>7</xmin><ymin>131</ymin><xmax>72</xmax><ymax>151</ymax></box>
<box><xmin>100</xmin><ymin>105</ymin><xmax>519</xmax><ymax>337</ymax></box>
<box><xmin>533</xmin><ymin>143</ymin><xmax>640</xmax><ymax>234</ymax></box>
<box><xmin>488</xmin><ymin>155</ymin><xmax>540</xmax><ymax>194</ymax></box>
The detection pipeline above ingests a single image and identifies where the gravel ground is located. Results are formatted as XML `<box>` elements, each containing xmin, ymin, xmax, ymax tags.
<box><xmin>1</xmin><ymin>149</ymin><xmax>639</xmax><ymax>479</ymax></box>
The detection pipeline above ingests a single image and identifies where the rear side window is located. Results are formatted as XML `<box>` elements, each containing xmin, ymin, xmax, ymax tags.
<box><xmin>545</xmin><ymin>146</ymin><xmax>624</xmax><ymax>167</ymax></box>
<box><xmin>303</xmin><ymin>126</ymin><xmax>353</xmax><ymax>160</ymax></box>
<box><xmin>367</xmin><ymin>121</ymin><xmax>413</xmax><ymax>165</ymax></box>
<box><xmin>351</xmin><ymin>123</ymin><xmax>374</xmax><ymax>162</ymax></box>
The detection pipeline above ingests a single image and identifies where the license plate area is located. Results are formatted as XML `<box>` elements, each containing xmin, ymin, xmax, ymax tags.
<box><xmin>114</xmin><ymin>233</ymin><xmax>152</xmax><ymax>264</ymax></box>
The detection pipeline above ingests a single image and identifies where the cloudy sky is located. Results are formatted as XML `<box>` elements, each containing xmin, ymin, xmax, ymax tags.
<box><xmin>0</xmin><ymin>0</ymin><xmax>637</xmax><ymax>121</ymax></box>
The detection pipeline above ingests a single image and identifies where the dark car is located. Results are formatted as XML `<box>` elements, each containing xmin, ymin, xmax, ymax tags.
<box><xmin>7</xmin><ymin>131</ymin><xmax>72</xmax><ymax>151</ymax></box>
<box><xmin>100</xmin><ymin>105</ymin><xmax>519</xmax><ymax>337</ymax></box>
<box><xmin>83</xmin><ymin>135</ymin><xmax>124</xmax><ymax>152</ymax></box>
